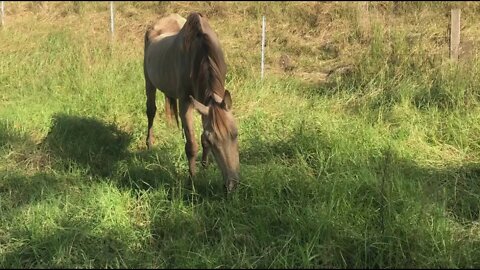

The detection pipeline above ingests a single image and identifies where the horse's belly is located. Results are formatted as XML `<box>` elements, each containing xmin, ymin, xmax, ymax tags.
<box><xmin>146</xmin><ymin>58</ymin><xmax>178</xmax><ymax>98</ymax></box>
<box><xmin>146</xmin><ymin>40</ymin><xmax>182</xmax><ymax>98</ymax></box>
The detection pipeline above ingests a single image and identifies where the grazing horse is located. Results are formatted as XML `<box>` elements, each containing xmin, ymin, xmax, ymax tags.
<box><xmin>143</xmin><ymin>13</ymin><xmax>240</xmax><ymax>193</ymax></box>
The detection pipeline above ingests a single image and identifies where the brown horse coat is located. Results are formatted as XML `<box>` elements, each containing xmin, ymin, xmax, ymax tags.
<box><xmin>143</xmin><ymin>13</ymin><xmax>240</xmax><ymax>193</ymax></box>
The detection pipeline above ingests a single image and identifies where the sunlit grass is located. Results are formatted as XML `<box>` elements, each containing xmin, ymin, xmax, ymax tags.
<box><xmin>1</xmin><ymin>1</ymin><xmax>480</xmax><ymax>268</ymax></box>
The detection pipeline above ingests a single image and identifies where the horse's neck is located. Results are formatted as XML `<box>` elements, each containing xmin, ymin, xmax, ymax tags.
<box><xmin>180</xmin><ymin>29</ymin><xmax>226</xmax><ymax>103</ymax></box>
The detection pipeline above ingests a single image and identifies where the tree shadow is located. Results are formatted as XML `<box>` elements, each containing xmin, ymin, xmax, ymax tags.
<box><xmin>41</xmin><ymin>113</ymin><xmax>131</xmax><ymax>178</ymax></box>
<box><xmin>0</xmin><ymin>169</ymin><xmax>137</xmax><ymax>268</ymax></box>
<box><xmin>7</xmin><ymin>111</ymin><xmax>478</xmax><ymax>224</ymax></box>
<box><xmin>117</xmin><ymin>145</ymin><xmax>181</xmax><ymax>191</ymax></box>
<box><xmin>111</xmin><ymin>143</ymin><xmax>225</xmax><ymax>201</ymax></box>
<box><xmin>0</xmin><ymin>171</ymin><xmax>69</xmax><ymax>211</ymax></box>
<box><xmin>240</xmin><ymin>123</ymin><xmax>334</xmax><ymax>172</ymax></box>
<box><xmin>368</xmin><ymin>145</ymin><xmax>480</xmax><ymax>225</ymax></box>
<box><xmin>241</xmin><ymin>120</ymin><xmax>480</xmax><ymax>225</ymax></box>
<box><xmin>412</xmin><ymin>161</ymin><xmax>480</xmax><ymax>223</ymax></box>
<box><xmin>1</xmin><ymin>210</ymin><xmax>136</xmax><ymax>268</ymax></box>
<box><xmin>37</xmin><ymin>113</ymin><xmax>225</xmax><ymax>201</ymax></box>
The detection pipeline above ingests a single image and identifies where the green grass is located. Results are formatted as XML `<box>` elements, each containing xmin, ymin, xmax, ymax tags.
<box><xmin>1</xmin><ymin>1</ymin><xmax>480</xmax><ymax>268</ymax></box>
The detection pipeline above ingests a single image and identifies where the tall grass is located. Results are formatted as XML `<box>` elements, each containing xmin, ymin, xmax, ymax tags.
<box><xmin>1</xmin><ymin>1</ymin><xmax>480</xmax><ymax>268</ymax></box>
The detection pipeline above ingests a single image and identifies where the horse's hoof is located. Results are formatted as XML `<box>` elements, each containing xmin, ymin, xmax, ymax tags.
<box><xmin>146</xmin><ymin>139</ymin><xmax>153</xmax><ymax>150</ymax></box>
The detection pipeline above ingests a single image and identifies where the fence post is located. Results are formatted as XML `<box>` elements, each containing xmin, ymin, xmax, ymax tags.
<box><xmin>110</xmin><ymin>1</ymin><xmax>115</xmax><ymax>38</ymax></box>
<box><xmin>1</xmin><ymin>1</ymin><xmax>5</xmax><ymax>27</ymax></box>
<box><xmin>450</xmin><ymin>9</ymin><xmax>461</xmax><ymax>61</ymax></box>
<box><xmin>261</xmin><ymin>15</ymin><xmax>266</xmax><ymax>80</ymax></box>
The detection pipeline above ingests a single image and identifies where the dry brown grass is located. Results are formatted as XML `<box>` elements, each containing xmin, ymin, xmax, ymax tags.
<box><xmin>2</xmin><ymin>1</ymin><xmax>480</xmax><ymax>82</ymax></box>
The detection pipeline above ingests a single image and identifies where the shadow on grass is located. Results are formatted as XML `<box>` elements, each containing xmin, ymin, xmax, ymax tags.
<box><xmin>1</xmin><ymin>205</ymin><xmax>138</xmax><ymax>268</ymax></box>
<box><xmin>413</xmin><ymin>161</ymin><xmax>480</xmax><ymax>223</ymax></box>
<box><xmin>366</xmin><ymin>147</ymin><xmax>480</xmax><ymax>225</ymax></box>
<box><xmin>0</xmin><ymin>171</ymin><xmax>69</xmax><ymax>211</ymax></box>
<box><xmin>41</xmin><ymin>113</ymin><xmax>131</xmax><ymax>177</ymax></box>
<box><xmin>240</xmin><ymin>123</ymin><xmax>334</xmax><ymax>172</ymax></box>
<box><xmin>3</xmin><ymin>112</ymin><xmax>480</xmax><ymax>224</ymax></box>
<box><xmin>241</xmin><ymin>120</ymin><xmax>480</xmax><ymax>225</ymax></box>
<box><xmin>2</xmin><ymin>115</ymin><xmax>480</xmax><ymax>268</ymax></box>
<box><xmin>113</xmin><ymin>144</ymin><xmax>226</xmax><ymax>201</ymax></box>
<box><xmin>38</xmin><ymin>113</ymin><xmax>225</xmax><ymax>199</ymax></box>
<box><xmin>117</xmin><ymin>146</ymin><xmax>180</xmax><ymax>190</ymax></box>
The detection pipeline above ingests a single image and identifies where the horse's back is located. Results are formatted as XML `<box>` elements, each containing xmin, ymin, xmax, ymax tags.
<box><xmin>146</xmin><ymin>13</ymin><xmax>186</xmax><ymax>42</ymax></box>
<box><xmin>144</xmin><ymin>14</ymin><xmax>188</xmax><ymax>98</ymax></box>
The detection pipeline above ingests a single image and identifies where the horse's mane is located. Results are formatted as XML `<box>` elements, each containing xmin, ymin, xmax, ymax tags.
<box><xmin>183</xmin><ymin>12</ymin><xmax>226</xmax><ymax>105</ymax></box>
<box><xmin>182</xmin><ymin>13</ymin><xmax>235</xmax><ymax>140</ymax></box>
<box><xmin>211</xmin><ymin>104</ymin><xmax>236</xmax><ymax>140</ymax></box>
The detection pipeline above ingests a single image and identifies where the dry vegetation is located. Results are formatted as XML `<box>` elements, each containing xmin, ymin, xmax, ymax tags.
<box><xmin>3</xmin><ymin>1</ymin><xmax>479</xmax><ymax>81</ymax></box>
<box><xmin>1</xmin><ymin>1</ymin><xmax>480</xmax><ymax>268</ymax></box>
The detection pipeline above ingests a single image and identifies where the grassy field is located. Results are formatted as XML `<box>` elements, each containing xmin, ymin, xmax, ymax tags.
<box><xmin>1</xmin><ymin>1</ymin><xmax>480</xmax><ymax>268</ymax></box>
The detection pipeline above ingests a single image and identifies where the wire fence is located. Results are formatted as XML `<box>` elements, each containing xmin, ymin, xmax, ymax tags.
<box><xmin>110</xmin><ymin>1</ymin><xmax>114</xmax><ymax>39</ymax></box>
<box><xmin>0</xmin><ymin>2</ymin><xmax>472</xmax><ymax>78</ymax></box>
<box><xmin>1</xmin><ymin>1</ymin><xmax>5</xmax><ymax>27</ymax></box>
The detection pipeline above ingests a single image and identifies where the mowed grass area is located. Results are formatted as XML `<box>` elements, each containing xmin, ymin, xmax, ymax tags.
<box><xmin>1</xmin><ymin>1</ymin><xmax>480</xmax><ymax>268</ymax></box>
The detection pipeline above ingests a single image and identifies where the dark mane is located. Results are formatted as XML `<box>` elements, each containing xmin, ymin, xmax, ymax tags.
<box><xmin>183</xmin><ymin>12</ymin><xmax>227</xmax><ymax>104</ymax></box>
<box><xmin>210</xmin><ymin>104</ymin><xmax>235</xmax><ymax>140</ymax></box>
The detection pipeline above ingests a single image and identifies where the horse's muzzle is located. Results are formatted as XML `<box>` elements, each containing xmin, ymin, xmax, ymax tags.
<box><xmin>225</xmin><ymin>173</ymin><xmax>240</xmax><ymax>193</ymax></box>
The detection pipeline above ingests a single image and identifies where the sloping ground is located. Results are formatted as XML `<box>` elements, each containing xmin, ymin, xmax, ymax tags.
<box><xmin>1</xmin><ymin>2</ymin><xmax>480</xmax><ymax>268</ymax></box>
<box><xmin>4</xmin><ymin>1</ymin><xmax>478</xmax><ymax>84</ymax></box>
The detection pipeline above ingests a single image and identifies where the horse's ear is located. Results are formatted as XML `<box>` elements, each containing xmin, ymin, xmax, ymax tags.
<box><xmin>190</xmin><ymin>95</ymin><xmax>209</xmax><ymax>116</ymax></box>
<box><xmin>221</xmin><ymin>90</ymin><xmax>232</xmax><ymax>111</ymax></box>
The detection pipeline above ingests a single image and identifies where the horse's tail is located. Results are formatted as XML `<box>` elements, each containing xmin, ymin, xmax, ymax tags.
<box><xmin>165</xmin><ymin>95</ymin><xmax>179</xmax><ymax>128</ymax></box>
<box><xmin>143</xmin><ymin>25</ymin><xmax>154</xmax><ymax>80</ymax></box>
<box><xmin>144</xmin><ymin>25</ymin><xmax>153</xmax><ymax>52</ymax></box>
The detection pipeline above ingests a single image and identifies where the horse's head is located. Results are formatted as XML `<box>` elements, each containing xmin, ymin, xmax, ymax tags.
<box><xmin>190</xmin><ymin>90</ymin><xmax>240</xmax><ymax>193</ymax></box>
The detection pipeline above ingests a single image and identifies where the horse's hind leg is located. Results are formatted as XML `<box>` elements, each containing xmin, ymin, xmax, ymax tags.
<box><xmin>165</xmin><ymin>95</ymin><xmax>179</xmax><ymax>127</ymax></box>
<box><xmin>145</xmin><ymin>78</ymin><xmax>157</xmax><ymax>149</ymax></box>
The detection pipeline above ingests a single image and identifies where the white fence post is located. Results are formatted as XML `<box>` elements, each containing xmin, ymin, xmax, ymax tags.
<box><xmin>110</xmin><ymin>1</ymin><xmax>114</xmax><ymax>38</ymax></box>
<box><xmin>1</xmin><ymin>1</ymin><xmax>5</xmax><ymax>27</ymax></box>
<box><xmin>261</xmin><ymin>15</ymin><xmax>266</xmax><ymax>80</ymax></box>
<box><xmin>450</xmin><ymin>9</ymin><xmax>461</xmax><ymax>61</ymax></box>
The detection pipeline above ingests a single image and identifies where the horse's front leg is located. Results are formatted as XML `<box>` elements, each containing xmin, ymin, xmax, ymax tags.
<box><xmin>179</xmin><ymin>98</ymin><xmax>199</xmax><ymax>182</ymax></box>
<box><xmin>200</xmin><ymin>115</ymin><xmax>211</xmax><ymax>168</ymax></box>
<box><xmin>201</xmin><ymin>132</ymin><xmax>211</xmax><ymax>168</ymax></box>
